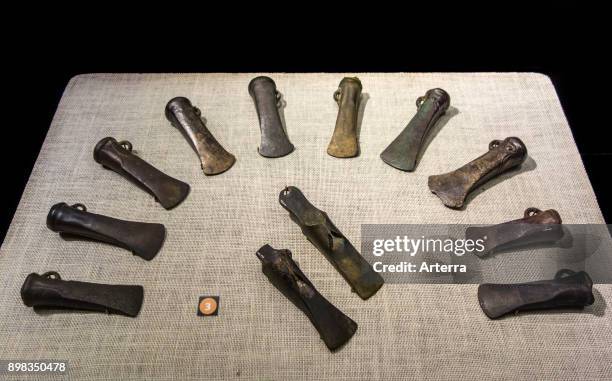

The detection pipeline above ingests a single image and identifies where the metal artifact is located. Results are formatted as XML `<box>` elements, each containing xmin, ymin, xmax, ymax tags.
<box><xmin>248</xmin><ymin>76</ymin><xmax>294</xmax><ymax>158</ymax></box>
<box><xmin>428</xmin><ymin>137</ymin><xmax>527</xmax><ymax>208</ymax></box>
<box><xmin>46</xmin><ymin>202</ymin><xmax>166</xmax><ymax>261</ymax></box>
<box><xmin>279</xmin><ymin>186</ymin><xmax>384</xmax><ymax>300</ymax></box>
<box><xmin>165</xmin><ymin>97</ymin><xmax>236</xmax><ymax>175</ymax></box>
<box><xmin>21</xmin><ymin>272</ymin><xmax>144</xmax><ymax>317</ymax></box>
<box><xmin>466</xmin><ymin>207</ymin><xmax>563</xmax><ymax>257</ymax></box>
<box><xmin>256</xmin><ymin>244</ymin><xmax>358</xmax><ymax>351</ymax></box>
<box><xmin>327</xmin><ymin>77</ymin><xmax>363</xmax><ymax>158</ymax></box>
<box><xmin>381</xmin><ymin>88</ymin><xmax>450</xmax><ymax>171</ymax></box>
<box><xmin>478</xmin><ymin>269</ymin><xmax>594</xmax><ymax>319</ymax></box>
<box><xmin>94</xmin><ymin>137</ymin><xmax>190</xmax><ymax>210</ymax></box>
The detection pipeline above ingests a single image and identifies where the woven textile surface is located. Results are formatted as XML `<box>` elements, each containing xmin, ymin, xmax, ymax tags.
<box><xmin>0</xmin><ymin>73</ymin><xmax>610</xmax><ymax>380</ymax></box>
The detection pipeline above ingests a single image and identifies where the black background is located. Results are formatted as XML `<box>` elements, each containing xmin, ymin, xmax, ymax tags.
<box><xmin>2</xmin><ymin>7</ymin><xmax>609</xmax><ymax>243</ymax></box>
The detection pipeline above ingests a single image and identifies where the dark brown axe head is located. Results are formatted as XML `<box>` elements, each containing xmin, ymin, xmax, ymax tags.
<box><xmin>47</xmin><ymin>202</ymin><xmax>166</xmax><ymax>261</ymax></box>
<box><xmin>21</xmin><ymin>272</ymin><xmax>144</xmax><ymax>317</ymax></box>
<box><xmin>94</xmin><ymin>137</ymin><xmax>190</xmax><ymax>210</ymax></box>
<box><xmin>478</xmin><ymin>269</ymin><xmax>594</xmax><ymax>319</ymax></box>
<box><xmin>428</xmin><ymin>137</ymin><xmax>527</xmax><ymax>208</ymax></box>
<box><xmin>256</xmin><ymin>244</ymin><xmax>358</xmax><ymax>351</ymax></box>
<box><xmin>165</xmin><ymin>97</ymin><xmax>236</xmax><ymax>175</ymax></box>
<box><xmin>466</xmin><ymin>207</ymin><xmax>563</xmax><ymax>257</ymax></box>
<box><xmin>279</xmin><ymin>186</ymin><xmax>384</xmax><ymax>300</ymax></box>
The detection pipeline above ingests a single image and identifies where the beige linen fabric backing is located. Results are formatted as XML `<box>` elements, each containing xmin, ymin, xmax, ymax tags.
<box><xmin>0</xmin><ymin>73</ymin><xmax>610</xmax><ymax>380</ymax></box>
